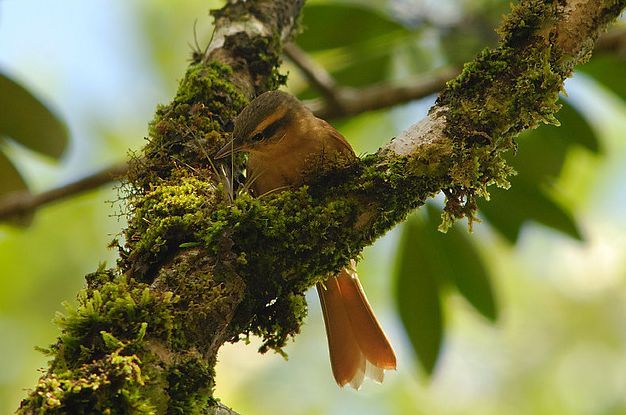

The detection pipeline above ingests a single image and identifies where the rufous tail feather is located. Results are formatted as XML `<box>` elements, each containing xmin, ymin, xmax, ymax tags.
<box><xmin>317</xmin><ymin>260</ymin><xmax>396</xmax><ymax>389</ymax></box>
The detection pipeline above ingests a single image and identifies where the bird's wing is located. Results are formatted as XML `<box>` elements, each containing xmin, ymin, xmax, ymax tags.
<box><xmin>316</xmin><ymin>118</ymin><xmax>357</xmax><ymax>158</ymax></box>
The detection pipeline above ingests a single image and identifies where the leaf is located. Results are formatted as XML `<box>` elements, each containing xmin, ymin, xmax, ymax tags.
<box><xmin>515</xmin><ymin>102</ymin><xmax>598</xmax><ymax>180</ymax></box>
<box><xmin>479</xmin><ymin>100</ymin><xmax>595</xmax><ymax>242</ymax></box>
<box><xmin>395</xmin><ymin>214</ymin><xmax>444</xmax><ymax>375</ymax></box>
<box><xmin>298</xmin><ymin>4</ymin><xmax>409</xmax><ymax>52</ymax></box>
<box><xmin>0</xmin><ymin>149</ymin><xmax>28</xmax><ymax>195</ymax></box>
<box><xmin>395</xmin><ymin>204</ymin><xmax>498</xmax><ymax>374</ymax></box>
<box><xmin>424</xmin><ymin>205</ymin><xmax>497</xmax><ymax>321</ymax></box>
<box><xmin>0</xmin><ymin>150</ymin><xmax>34</xmax><ymax>226</ymax></box>
<box><xmin>331</xmin><ymin>52</ymin><xmax>391</xmax><ymax>89</ymax></box>
<box><xmin>295</xmin><ymin>50</ymin><xmax>394</xmax><ymax>101</ymax></box>
<box><xmin>294</xmin><ymin>3</ymin><xmax>416</xmax><ymax>98</ymax></box>
<box><xmin>0</xmin><ymin>72</ymin><xmax>68</xmax><ymax>158</ymax></box>
<box><xmin>480</xmin><ymin>179</ymin><xmax>582</xmax><ymax>242</ymax></box>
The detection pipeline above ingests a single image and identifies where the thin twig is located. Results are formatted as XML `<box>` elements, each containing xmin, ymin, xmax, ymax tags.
<box><xmin>307</xmin><ymin>66</ymin><xmax>459</xmax><ymax>119</ymax></box>
<box><xmin>0</xmin><ymin>162</ymin><xmax>128</xmax><ymax>222</ymax></box>
<box><xmin>283</xmin><ymin>43</ymin><xmax>344</xmax><ymax>110</ymax></box>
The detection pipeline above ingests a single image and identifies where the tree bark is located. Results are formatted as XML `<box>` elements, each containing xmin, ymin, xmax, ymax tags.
<box><xmin>17</xmin><ymin>0</ymin><xmax>625</xmax><ymax>414</ymax></box>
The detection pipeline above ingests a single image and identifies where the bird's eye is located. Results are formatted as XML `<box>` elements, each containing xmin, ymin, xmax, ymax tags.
<box><xmin>251</xmin><ymin>132</ymin><xmax>264</xmax><ymax>141</ymax></box>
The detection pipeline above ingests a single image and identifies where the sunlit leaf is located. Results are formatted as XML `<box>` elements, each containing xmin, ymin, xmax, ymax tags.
<box><xmin>395</xmin><ymin>214</ymin><xmax>443</xmax><ymax>375</ymax></box>
<box><xmin>0</xmin><ymin>72</ymin><xmax>68</xmax><ymax>158</ymax></box>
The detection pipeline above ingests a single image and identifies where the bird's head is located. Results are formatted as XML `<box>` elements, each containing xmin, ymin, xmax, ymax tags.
<box><xmin>215</xmin><ymin>90</ymin><xmax>308</xmax><ymax>159</ymax></box>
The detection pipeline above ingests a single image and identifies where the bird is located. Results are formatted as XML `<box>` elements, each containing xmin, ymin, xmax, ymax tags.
<box><xmin>215</xmin><ymin>90</ymin><xmax>396</xmax><ymax>389</ymax></box>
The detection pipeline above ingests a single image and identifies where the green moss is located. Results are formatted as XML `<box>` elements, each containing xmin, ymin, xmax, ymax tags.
<box><xmin>152</xmin><ymin>247</ymin><xmax>246</xmax><ymax>353</ymax></box>
<box><xmin>435</xmin><ymin>0</ymin><xmax>564</xmax><ymax>227</ymax></box>
<box><xmin>127</xmin><ymin>61</ymin><xmax>247</xmax><ymax>191</ymax></box>
<box><xmin>19</xmin><ymin>351</ymin><xmax>154</xmax><ymax>415</ymax></box>
<box><xmin>49</xmin><ymin>273</ymin><xmax>176</xmax><ymax>367</ymax></box>
<box><xmin>222</xmin><ymin>32</ymin><xmax>288</xmax><ymax>91</ymax></box>
<box><xmin>24</xmin><ymin>1</ymin><xmax>300</xmax><ymax>412</ymax></box>
<box><xmin>120</xmin><ymin>174</ymin><xmax>358</xmax><ymax>352</ymax></box>
<box><xmin>166</xmin><ymin>353</ymin><xmax>215</xmax><ymax>414</ymax></box>
<box><xmin>17</xmin><ymin>266</ymin><xmax>183</xmax><ymax>413</ymax></box>
<box><xmin>20</xmin><ymin>264</ymin><xmax>229</xmax><ymax>413</ymax></box>
<box><xmin>121</xmin><ymin>175</ymin><xmax>222</xmax><ymax>279</ymax></box>
<box><xmin>119</xmin><ymin>145</ymin><xmax>460</xmax><ymax>354</ymax></box>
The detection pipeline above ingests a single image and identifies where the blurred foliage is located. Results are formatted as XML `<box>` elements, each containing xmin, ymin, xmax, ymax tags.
<box><xmin>479</xmin><ymin>101</ymin><xmax>599</xmax><ymax>242</ymax></box>
<box><xmin>396</xmin><ymin>204</ymin><xmax>497</xmax><ymax>374</ymax></box>
<box><xmin>0</xmin><ymin>72</ymin><xmax>68</xmax><ymax>196</ymax></box>
<box><xmin>296</xmin><ymin>3</ymin><xmax>420</xmax><ymax>98</ymax></box>
<box><xmin>395</xmin><ymin>211</ymin><xmax>444</xmax><ymax>374</ymax></box>
<box><xmin>1</xmin><ymin>1</ymin><xmax>626</xmax><ymax>414</ymax></box>
<box><xmin>580</xmin><ymin>54</ymin><xmax>626</xmax><ymax>101</ymax></box>
<box><xmin>131</xmin><ymin>0</ymin><xmax>221</xmax><ymax>92</ymax></box>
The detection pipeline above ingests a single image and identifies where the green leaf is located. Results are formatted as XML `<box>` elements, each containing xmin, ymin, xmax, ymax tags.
<box><xmin>395</xmin><ymin>204</ymin><xmax>498</xmax><ymax>374</ymax></box>
<box><xmin>298</xmin><ymin>4</ymin><xmax>408</xmax><ymax>52</ymax></box>
<box><xmin>331</xmin><ymin>52</ymin><xmax>391</xmax><ymax>88</ymax></box>
<box><xmin>295</xmin><ymin>51</ymin><xmax>393</xmax><ymax>100</ymax></box>
<box><xmin>479</xmin><ymin>100</ymin><xmax>593</xmax><ymax>242</ymax></box>
<box><xmin>294</xmin><ymin>3</ymin><xmax>416</xmax><ymax>98</ymax></box>
<box><xmin>424</xmin><ymin>205</ymin><xmax>497</xmax><ymax>321</ymax></box>
<box><xmin>480</xmin><ymin>179</ymin><xmax>581</xmax><ymax>242</ymax></box>
<box><xmin>0</xmin><ymin>150</ymin><xmax>36</xmax><ymax>226</ymax></box>
<box><xmin>0</xmin><ymin>149</ymin><xmax>28</xmax><ymax>195</ymax></box>
<box><xmin>395</xmin><ymin>214</ymin><xmax>443</xmax><ymax>375</ymax></box>
<box><xmin>0</xmin><ymin>72</ymin><xmax>68</xmax><ymax>158</ymax></box>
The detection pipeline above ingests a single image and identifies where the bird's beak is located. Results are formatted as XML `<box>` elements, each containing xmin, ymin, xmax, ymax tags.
<box><xmin>215</xmin><ymin>138</ymin><xmax>243</xmax><ymax>159</ymax></box>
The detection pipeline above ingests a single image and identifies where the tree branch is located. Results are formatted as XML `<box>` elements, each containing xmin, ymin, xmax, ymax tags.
<box><xmin>307</xmin><ymin>23</ymin><xmax>626</xmax><ymax>119</ymax></box>
<box><xmin>2</xmin><ymin>23</ymin><xmax>624</xmax><ymax>224</ymax></box>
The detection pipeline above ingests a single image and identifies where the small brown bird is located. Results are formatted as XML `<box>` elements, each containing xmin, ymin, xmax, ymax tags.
<box><xmin>216</xmin><ymin>90</ymin><xmax>396</xmax><ymax>389</ymax></box>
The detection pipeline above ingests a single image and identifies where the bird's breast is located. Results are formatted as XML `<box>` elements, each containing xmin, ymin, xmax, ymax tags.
<box><xmin>246</xmin><ymin>131</ymin><xmax>355</xmax><ymax>197</ymax></box>
<box><xmin>247</xmin><ymin>150</ymin><xmax>305</xmax><ymax>196</ymax></box>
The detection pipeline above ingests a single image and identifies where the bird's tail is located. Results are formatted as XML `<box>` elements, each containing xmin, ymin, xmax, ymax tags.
<box><xmin>316</xmin><ymin>260</ymin><xmax>396</xmax><ymax>389</ymax></box>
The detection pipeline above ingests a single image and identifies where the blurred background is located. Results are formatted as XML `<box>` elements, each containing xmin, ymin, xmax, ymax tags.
<box><xmin>1</xmin><ymin>0</ymin><xmax>625</xmax><ymax>414</ymax></box>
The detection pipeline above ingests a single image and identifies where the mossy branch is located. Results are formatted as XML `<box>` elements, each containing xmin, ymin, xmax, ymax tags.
<box><xmin>18</xmin><ymin>1</ymin><xmax>625</xmax><ymax>414</ymax></box>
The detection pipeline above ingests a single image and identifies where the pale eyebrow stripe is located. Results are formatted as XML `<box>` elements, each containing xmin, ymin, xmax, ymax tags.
<box><xmin>250</xmin><ymin>107</ymin><xmax>288</xmax><ymax>137</ymax></box>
